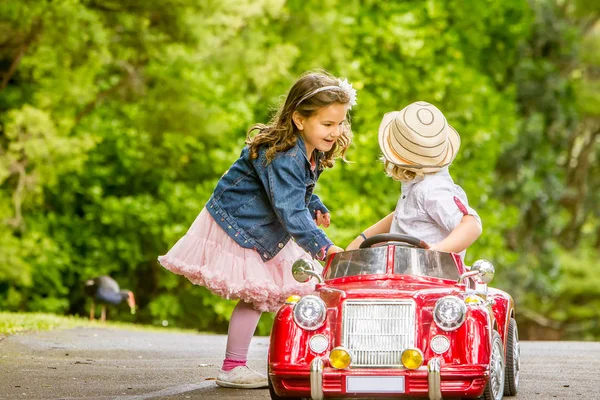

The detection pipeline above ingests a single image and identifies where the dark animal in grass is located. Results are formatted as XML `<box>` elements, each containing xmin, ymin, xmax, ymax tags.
<box><xmin>84</xmin><ymin>276</ymin><xmax>136</xmax><ymax>322</ymax></box>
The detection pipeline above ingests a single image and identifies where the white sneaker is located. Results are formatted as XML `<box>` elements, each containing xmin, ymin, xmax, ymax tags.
<box><xmin>216</xmin><ymin>366</ymin><xmax>269</xmax><ymax>389</ymax></box>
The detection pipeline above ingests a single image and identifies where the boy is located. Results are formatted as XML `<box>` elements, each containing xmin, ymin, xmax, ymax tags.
<box><xmin>346</xmin><ymin>101</ymin><xmax>481</xmax><ymax>259</ymax></box>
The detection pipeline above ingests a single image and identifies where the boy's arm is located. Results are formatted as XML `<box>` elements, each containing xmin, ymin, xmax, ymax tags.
<box><xmin>346</xmin><ymin>212</ymin><xmax>395</xmax><ymax>250</ymax></box>
<box><xmin>424</xmin><ymin>184</ymin><xmax>482</xmax><ymax>254</ymax></box>
<box><xmin>429</xmin><ymin>214</ymin><xmax>482</xmax><ymax>253</ymax></box>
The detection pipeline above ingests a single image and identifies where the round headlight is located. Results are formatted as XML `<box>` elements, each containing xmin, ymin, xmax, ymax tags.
<box><xmin>309</xmin><ymin>334</ymin><xmax>329</xmax><ymax>354</ymax></box>
<box><xmin>433</xmin><ymin>296</ymin><xmax>467</xmax><ymax>331</ymax></box>
<box><xmin>430</xmin><ymin>335</ymin><xmax>450</xmax><ymax>354</ymax></box>
<box><xmin>293</xmin><ymin>295</ymin><xmax>327</xmax><ymax>331</ymax></box>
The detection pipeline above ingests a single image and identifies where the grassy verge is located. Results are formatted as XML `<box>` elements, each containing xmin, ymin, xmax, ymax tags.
<box><xmin>0</xmin><ymin>312</ymin><xmax>197</xmax><ymax>335</ymax></box>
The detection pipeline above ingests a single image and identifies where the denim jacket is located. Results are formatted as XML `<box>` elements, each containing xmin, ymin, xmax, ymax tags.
<box><xmin>206</xmin><ymin>135</ymin><xmax>332</xmax><ymax>261</ymax></box>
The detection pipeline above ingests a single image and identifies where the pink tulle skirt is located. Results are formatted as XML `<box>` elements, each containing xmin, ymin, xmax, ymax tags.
<box><xmin>157</xmin><ymin>208</ymin><xmax>319</xmax><ymax>312</ymax></box>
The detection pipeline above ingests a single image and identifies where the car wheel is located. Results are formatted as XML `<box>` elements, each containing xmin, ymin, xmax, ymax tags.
<box><xmin>268</xmin><ymin>375</ymin><xmax>304</xmax><ymax>400</ymax></box>
<box><xmin>503</xmin><ymin>318</ymin><xmax>520</xmax><ymax>396</ymax></box>
<box><xmin>482</xmin><ymin>331</ymin><xmax>505</xmax><ymax>400</ymax></box>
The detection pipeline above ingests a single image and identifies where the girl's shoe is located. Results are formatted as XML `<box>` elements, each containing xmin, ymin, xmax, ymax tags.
<box><xmin>216</xmin><ymin>366</ymin><xmax>268</xmax><ymax>389</ymax></box>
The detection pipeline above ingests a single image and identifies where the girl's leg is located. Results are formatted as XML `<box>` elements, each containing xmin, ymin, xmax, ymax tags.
<box><xmin>222</xmin><ymin>300</ymin><xmax>262</xmax><ymax>371</ymax></box>
<box><xmin>217</xmin><ymin>300</ymin><xmax>267</xmax><ymax>388</ymax></box>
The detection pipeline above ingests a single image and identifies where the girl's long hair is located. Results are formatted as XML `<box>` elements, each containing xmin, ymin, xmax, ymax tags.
<box><xmin>246</xmin><ymin>70</ymin><xmax>353</xmax><ymax>168</ymax></box>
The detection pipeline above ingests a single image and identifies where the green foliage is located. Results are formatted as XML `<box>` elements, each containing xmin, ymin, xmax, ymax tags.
<box><xmin>1</xmin><ymin>0</ymin><xmax>598</xmax><ymax>339</ymax></box>
<box><xmin>492</xmin><ymin>0</ymin><xmax>600</xmax><ymax>339</ymax></box>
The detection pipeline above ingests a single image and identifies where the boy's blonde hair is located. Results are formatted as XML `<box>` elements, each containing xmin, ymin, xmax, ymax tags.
<box><xmin>382</xmin><ymin>158</ymin><xmax>425</xmax><ymax>182</ymax></box>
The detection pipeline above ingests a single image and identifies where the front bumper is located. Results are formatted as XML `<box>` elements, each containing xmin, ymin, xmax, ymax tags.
<box><xmin>270</xmin><ymin>358</ymin><xmax>488</xmax><ymax>399</ymax></box>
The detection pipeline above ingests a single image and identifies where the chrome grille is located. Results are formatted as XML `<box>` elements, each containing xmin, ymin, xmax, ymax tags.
<box><xmin>342</xmin><ymin>300</ymin><xmax>415</xmax><ymax>367</ymax></box>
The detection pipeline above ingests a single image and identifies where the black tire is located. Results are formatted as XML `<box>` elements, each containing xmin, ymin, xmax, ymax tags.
<box><xmin>482</xmin><ymin>331</ymin><xmax>505</xmax><ymax>400</ymax></box>
<box><xmin>503</xmin><ymin>318</ymin><xmax>520</xmax><ymax>396</ymax></box>
<box><xmin>268</xmin><ymin>375</ymin><xmax>303</xmax><ymax>400</ymax></box>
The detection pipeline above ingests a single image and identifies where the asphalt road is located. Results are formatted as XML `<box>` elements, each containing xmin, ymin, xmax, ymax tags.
<box><xmin>1</xmin><ymin>327</ymin><xmax>599</xmax><ymax>400</ymax></box>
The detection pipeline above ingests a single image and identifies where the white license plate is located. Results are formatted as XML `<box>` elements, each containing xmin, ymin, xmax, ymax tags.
<box><xmin>346</xmin><ymin>376</ymin><xmax>405</xmax><ymax>393</ymax></box>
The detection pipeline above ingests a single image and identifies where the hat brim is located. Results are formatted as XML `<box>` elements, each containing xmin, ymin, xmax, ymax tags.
<box><xmin>378</xmin><ymin>111</ymin><xmax>461</xmax><ymax>173</ymax></box>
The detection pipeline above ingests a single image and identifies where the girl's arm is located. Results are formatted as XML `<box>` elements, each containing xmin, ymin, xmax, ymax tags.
<box><xmin>308</xmin><ymin>194</ymin><xmax>329</xmax><ymax>219</ymax></box>
<box><xmin>345</xmin><ymin>212</ymin><xmax>395</xmax><ymax>250</ymax></box>
<box><xmin>429</xmin><ymin>214</ymin><xmax>481</xmax><ymax>253</ymax></box>
<box><xmin>264</xmin><ymin>156</ymin><xmax>335</xmax><ymax>258</ymax></box>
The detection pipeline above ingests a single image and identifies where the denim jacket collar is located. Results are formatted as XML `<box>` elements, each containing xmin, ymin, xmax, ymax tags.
<box><xmin>296</xmin><ymin>134</ymin><xmax>322</xmax><ymax>173</ymax></box>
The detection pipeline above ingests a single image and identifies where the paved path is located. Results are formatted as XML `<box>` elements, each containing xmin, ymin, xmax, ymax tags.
<box><xmin>1</xmin><ymin>327</ymin><xmax>600</xmax><ymax>399</ymax></box>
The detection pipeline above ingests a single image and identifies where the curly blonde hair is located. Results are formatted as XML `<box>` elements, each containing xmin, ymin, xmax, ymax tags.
<box><xmin>382</xmin><ymin>158</ymin><xmax>425</xmax><ymax>182</ymax></box>
<box><xmin>246</xmin><ymin>70</ymin><xmax>353</xmax><ymax>168</ymax></box>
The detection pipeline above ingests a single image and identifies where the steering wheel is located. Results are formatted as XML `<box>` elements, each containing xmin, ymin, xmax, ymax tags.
<box><xmin>359</xmin><ymin>233</ymin><xmax>430</xmax><ymax>250</ymax></box>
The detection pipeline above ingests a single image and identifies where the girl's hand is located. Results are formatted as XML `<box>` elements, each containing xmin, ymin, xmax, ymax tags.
<box><xmin>314</xmin><ymin>210</ymin><xmax>331</xmax><ymax>228</ymax></box>
<box><xmin>326</xmin><ymin>245</ymin><xmax>344</xmax><ymax>260</ymax></box>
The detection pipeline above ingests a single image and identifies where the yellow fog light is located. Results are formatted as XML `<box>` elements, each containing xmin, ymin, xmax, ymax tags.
<box><xmin>285</xmin><ymin>295</ymin><xmax>301</xmax><ymax>304</ymax></box>
<box><xmin>329</xmin><ymin>347</ymin><xmax>352</xmax><ymax>369</ymax></box>
<box><xmin>401</xmin><ymin>348</ymin><xmax>424</xmax><ymax>370</ymax></box>
<box><xmin>465</xmin><ymin>295</ymin><xmax>482</xmax><ymax>305</ymax></box>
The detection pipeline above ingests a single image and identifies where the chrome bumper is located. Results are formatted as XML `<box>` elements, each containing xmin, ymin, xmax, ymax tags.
<box><xmin>310</xmin><ymin>357</ymin><xmax>324</xmax><ymax>400</ymax></box>
<box><xmin>309</xmin><ymin>356</ymin><xmax>442</xmax><ymax>400</ymax></box>
<box><xmin>428</xmin><ymin>357</ymin><xmax>442</xmax><ymax>400</ymax></box>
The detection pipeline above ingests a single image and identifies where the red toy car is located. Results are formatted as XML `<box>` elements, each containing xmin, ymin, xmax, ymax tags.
<box><xmin>268</xmin><ymin>234</ymin><xmax>520</xmax><ymax>400</ymax></box>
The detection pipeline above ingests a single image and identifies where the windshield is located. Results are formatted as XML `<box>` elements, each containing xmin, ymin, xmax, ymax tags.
<box><xmin>394</xmin><ymin>247</ymin><xmax>459</xmax><ymax>280</ymax></box>
<box><xmin>324</xmin><ymin>247</ymin><xmax>387</xmax><ymax>279</ymax></box>
<box><xmin>324</xmin><ymin>246</ymin><xmax>460</xmax><ymax>280</ymax></box>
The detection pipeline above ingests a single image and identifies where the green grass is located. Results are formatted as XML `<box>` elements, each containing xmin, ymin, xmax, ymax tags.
<box><xmin>0</xmin><ymin>312</ymin><xmax>197</xmax><ymax>335</ymax></box>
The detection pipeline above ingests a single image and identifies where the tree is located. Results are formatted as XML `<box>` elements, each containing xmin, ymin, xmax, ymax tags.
<box><xmin>3</xmin><ymin>0</ymin><xmax>599</xmax><ymax>339</ymax></box>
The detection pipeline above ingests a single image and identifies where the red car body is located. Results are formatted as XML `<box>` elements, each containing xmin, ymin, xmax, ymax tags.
<box><xmin>268</xmin><ymin>239</ymin><xmax>520</xmax><ymax>400</ymax></box>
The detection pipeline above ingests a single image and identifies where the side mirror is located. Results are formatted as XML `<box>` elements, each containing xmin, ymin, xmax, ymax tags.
<box><xmin>292</xmin><ymin>259</ymin><xmax>324</xmax><ymax>284</ymax></box>
<box><xmin>471</xmin><ymin>259</ymin><xmax>495</xmax><ymax>284</ymax></box>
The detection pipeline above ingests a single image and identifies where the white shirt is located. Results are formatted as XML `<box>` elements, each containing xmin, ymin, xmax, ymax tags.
<box><xmin>390</xmin><ymin>167</ymin><xmax>481</xmax><ymax>260</ymax></box>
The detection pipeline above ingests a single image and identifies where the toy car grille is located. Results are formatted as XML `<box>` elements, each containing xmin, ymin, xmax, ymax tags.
<box><xmin>342</xmin><ymin>300</ymin><xmax>416</xmax><ymax>367</ymax></box>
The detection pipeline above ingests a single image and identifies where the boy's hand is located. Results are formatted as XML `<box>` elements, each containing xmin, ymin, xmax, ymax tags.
<box><xmin>345</xmin><ymin>236</ymin><xmax>364</xmax><ymax>251</ymax></box>
<box><xmin>314</xmin><ymin>210</ymin><xmax>331</xmax><ymax>228</ymax></box>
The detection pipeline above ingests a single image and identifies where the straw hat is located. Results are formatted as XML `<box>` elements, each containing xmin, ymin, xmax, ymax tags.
<box><xmin>378</xmin><ymin>101</ymin><xmax>460</xmax><ymax>173</ymax></box>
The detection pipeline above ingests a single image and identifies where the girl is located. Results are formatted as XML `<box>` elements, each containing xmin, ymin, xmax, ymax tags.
<box><xmin>346</xmin><ymin>101</ymin><xmax>481</xmax><ymax>259</ymax></box>
<box><xmin>158</xmin><ymin>70</ymin><xmax>356</xmax><ymax>388</ymax></box>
